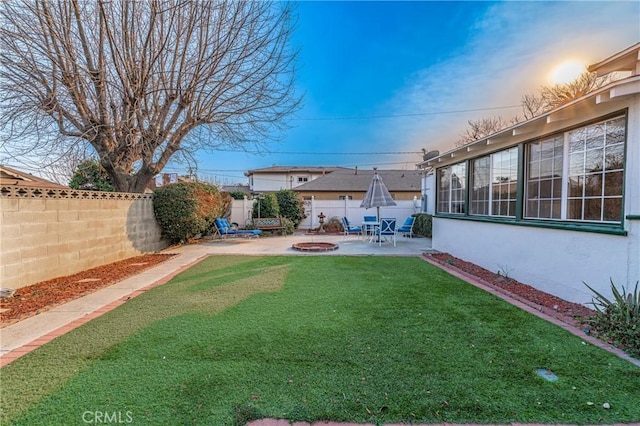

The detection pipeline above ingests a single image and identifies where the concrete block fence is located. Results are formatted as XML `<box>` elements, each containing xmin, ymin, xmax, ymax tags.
<box><xmin>0</xmin><ymin>186</ymin><xmax>168</xmax><ymax>290</ymax></box>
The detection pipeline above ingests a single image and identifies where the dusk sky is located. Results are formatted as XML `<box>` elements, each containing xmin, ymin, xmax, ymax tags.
<box><xmin>186</xmin><ymin>1</ymin><xmax>639</xmax><ymax>186</ymax></box>
<box><xmin>4</xmin><ymin>1</ymin><xmax>638</xmax><ymax>185</ymax></box>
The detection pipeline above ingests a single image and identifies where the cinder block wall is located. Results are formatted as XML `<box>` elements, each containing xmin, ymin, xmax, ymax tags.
<box><xmin>0</xmin><ymin>186</ymin><xmax>168</xmax><ymax>289</ymax></box>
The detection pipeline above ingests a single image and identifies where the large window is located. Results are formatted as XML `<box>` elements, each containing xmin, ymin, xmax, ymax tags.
<box><xmin>435</xmin><ymin>113</ymin><xmax>626</xmax><ymax>228</ymax></box>
<box><xmin>437</xmin><ymin>162</ymin><xmax>466</xmax><ymax>214</ymax></box>
<box><xmin>525</xmin><ymin>116</ymin><xmax>625</xmax><ymax>223</ymax></box>
<box><xmin>470</xmin><ymin>147</ymin><xmax>518</xmax><ymax>217</ymax></box>
<box><xmin>567</xmin><ymin>116</ymin><xmax>625</xmax><ymax>222</ymax></box>
<box><xmin>525</xmin><ymin>135</ymin><xmax>564</xmax><ymax>219</ymax></box>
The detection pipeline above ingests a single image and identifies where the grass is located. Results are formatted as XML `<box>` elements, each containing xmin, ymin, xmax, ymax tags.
<box><xmin>2</xmin><ymin>256</ymin><xmax>639</xmax><ymax>425</ymax></box>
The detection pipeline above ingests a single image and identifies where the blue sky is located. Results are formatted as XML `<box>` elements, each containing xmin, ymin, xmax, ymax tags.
<box><xmin>5</xmin><ymin>1</ymin><xmax>637</xmax><ymax>185</ymax></box>
<box><xmin>187</xmin><ymin>1</ymin><xmax>639</xmax><ymax>186</ymax></box>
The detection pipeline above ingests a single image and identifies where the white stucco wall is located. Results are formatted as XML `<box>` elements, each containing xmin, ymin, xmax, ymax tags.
<box><xmin>427</xmin><ymin>80</ymin><xmax>639</xmax><ymax>307</ymax></box>
<box><xmin>432</xmin><ymin>218</ymin><xmax>638</xmax><ymax>305</ymax></box>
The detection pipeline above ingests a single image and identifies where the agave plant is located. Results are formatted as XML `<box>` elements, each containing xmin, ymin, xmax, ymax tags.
<box><xmin>584</xmin><ymin>279</ymin><xmax>639</xmax><ymax>358</ymax></box>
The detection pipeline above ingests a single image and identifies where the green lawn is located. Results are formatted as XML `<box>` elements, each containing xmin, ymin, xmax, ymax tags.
<box><xmin>2</xmin><ymin>256</ymin><xmax>639</xmax><ymax>425</ymax></box>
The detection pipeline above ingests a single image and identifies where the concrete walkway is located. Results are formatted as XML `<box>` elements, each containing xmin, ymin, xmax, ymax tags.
<box><xmin>0</xmin><ymin>233</ymin><xmax>432</xmax><ymax>365</ymax></box>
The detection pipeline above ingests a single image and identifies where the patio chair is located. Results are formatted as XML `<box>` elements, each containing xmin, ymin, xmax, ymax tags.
<box><xmin>374</xmin><ymin>217</ymin><xmax>397</xmax><ymax>247</ymax></box>
<box><xmin>362</xmin><ymin>215</ymin><xmax>377</xmax><ymax>239</ymax></box>
<box><xmin>341</xmin><ymin>217</ymin><xmax>362</xmax><ymax>238</ymax></box>
<box><xmin>397</xmin><ymin>216</ymin><xmax>415</xmax><ymax>238</ymax></box>
<box><xmin>213</xmin><ymin>218</ymin><xmax>262</xmax><ymax>239</ymax></box>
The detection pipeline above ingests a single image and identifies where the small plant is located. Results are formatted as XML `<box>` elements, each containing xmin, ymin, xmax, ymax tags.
<box><xmin>584</xmin><ymin>279</ymin><xmax>639</xmax><ymax>358</ymax></box>
<box><xmin>496</xmin><ymin>264</ymin><xmax>514</xmax><ymax>280</ymax></box>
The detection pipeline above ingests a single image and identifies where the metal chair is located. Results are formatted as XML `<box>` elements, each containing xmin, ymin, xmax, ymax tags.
<box><xmin>397</xmin><ymin>216</ymin><xmax>415</xmax><ymax>238</ymax></box>
<box><xmin>374</xmin><ymin>218</ymin><xmax>397</xmax><ymax>246</ymax></box>
<box><xmin>341</xmin><ymin>217</ymin><xmax>362</xmax><ymax>238</ymax></box>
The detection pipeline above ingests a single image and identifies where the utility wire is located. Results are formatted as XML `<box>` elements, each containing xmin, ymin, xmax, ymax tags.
<box><xmin>293</xmin><ymin>104</ymin><xmax>521</xmax><ymax>121</ymax></box>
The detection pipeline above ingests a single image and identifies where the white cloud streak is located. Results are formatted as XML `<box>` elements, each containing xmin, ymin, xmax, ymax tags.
<box><xmin>381</xmin><ymin>1</ymin><xmax>640</xmax><ymax>153</ymax></box>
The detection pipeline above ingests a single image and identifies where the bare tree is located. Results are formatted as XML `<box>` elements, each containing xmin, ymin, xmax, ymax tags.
<box><xmin>0</xmin><ymin>1</ymin><xmax>300</xmax><ymax>192</ymax></box>
<box><xmin>458</xmin><ymin>70</ymin><xmax>615</xmax><ymax>146</ymax></box>
<box><xmin>456</xmin><ymin>116</ymin><xmax>508</xmax><ymax>147</ymax></box>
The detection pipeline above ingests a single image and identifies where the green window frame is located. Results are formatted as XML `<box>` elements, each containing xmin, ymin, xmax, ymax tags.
<box><xmin>434</xmin><ymin>112</ymin><xmax>627</xmax><ymax>233</ymax></box>
<box><xmin>470</xmin><ymin>147</ymin><xmax>518</xmax><ymax>217</ymax></box>
<box><xmin>436</xmin><ymin>161</ymin><xmax>466</xmax><ymax>214</ymax></box>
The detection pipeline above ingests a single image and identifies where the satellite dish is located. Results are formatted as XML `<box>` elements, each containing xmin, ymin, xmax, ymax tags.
<box><xmin>423</xmin><ymin>150</ymin><xmax>439</xmax><ymax>161</ymax></box>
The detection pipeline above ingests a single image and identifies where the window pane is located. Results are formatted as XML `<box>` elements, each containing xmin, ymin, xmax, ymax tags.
<box><xmin>584</xmin><ymin>198</ymin><xmax>602</xmax><ymax>221</ymax></box>
<box><xmin>585</xmin><ymin>148</ymin><xmax>604</xmax><ymax>173</ymax></box>
<box><xmin>568</xmin><ymin>176</ymin><xmax>582</xmax><ymax>197</ymax></box>
<box><xmin>585</xmin><ymin>125</ymin><xmax>604</xmax><ymax>149</ymax></box>
<box><xmin>605</xmin><ymin>144</ymin><xmax>624</xmax><ymax>170</ymax></box>
<box><xmin>603</xmin><ymin>198</ymin><xmax>622</xmax><ymax>222</ymax></box>
<box><xmin>605</xmin><ymin>117</ymin><xmax>625</xmax><ymax>145</ymax></box>
<box><xmin>584</xmin><ymin>173</ymin><xmax>603</xmax><ymax>197</ymax></box>
<box><xmin>567</xmin><ymin>198</ymin><xmax>583</xmax><ymax>220</ymax></box>
<box><xmin>604</xmin><ymin>171</ymin><xmax>623</xmax><ymax>196</ymax></box>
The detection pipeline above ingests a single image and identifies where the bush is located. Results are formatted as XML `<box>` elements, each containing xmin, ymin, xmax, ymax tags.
<box><xmin>585</xmin><ymin>279</ymin><xmax>640</xmax><ymax>358</ymax></box>
<box><xmin>412</xmin><ymin>213</ymin><xmax>432</xmax><ymax>237</ymax></box>
<box><xmin>227</xmin><ymin>190</ymin><xmax>248</xmax><ymax>200</ymax></box>
<box><xmin>324</xmin><ymin>216</ymin><xmax>343</xmax><ymax>233</ymax></box>
<box><xmin>275</xmin><ymin>189</ymin><xmax>306</xmax><ymax>228</ymax></box>
<box><xmin>253</xmin><ymin>193</ymin><xmax>280</xmax><ymax>218</ymax></box>
<box><xmin>153</xmin><ymin>182</ymin><xmax>226</xmax><ymax>243</ymax></box>
<box><xmin>281</xmin><ymin>217</ymin><xmax>295</xmax><ymax>235</ymax></box>
<box><xmin>68</xmin><ymin>159</ymin><xmax>114</xmax><ymax>191</ymax></box>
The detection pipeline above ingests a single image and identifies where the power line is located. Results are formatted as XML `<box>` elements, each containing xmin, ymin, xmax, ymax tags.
<box><xmin>214</xmin><ymin>149</ymin><xmax>422</xmax><ymax>155</ymax></box>
<box><xmin>293</xmin><ymin>104</ymin><xmax>521</xmax><ymax>121</ymax></box>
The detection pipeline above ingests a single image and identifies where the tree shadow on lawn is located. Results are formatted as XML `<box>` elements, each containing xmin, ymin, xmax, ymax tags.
<box><xmin>3</xmin><ymin>256</ymin><xmax>640</xmax><ymax>425</ymax></box>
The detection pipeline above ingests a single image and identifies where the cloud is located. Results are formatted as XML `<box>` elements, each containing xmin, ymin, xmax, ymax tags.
<box><xmin>381</xmin><ymin>1</ymin><xmax>640</xmax><ymax>153</ymax></box>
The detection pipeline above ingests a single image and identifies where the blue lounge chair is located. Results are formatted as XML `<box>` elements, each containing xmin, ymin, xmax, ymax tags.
<box><xmin>397</xmin><ymin>216</ymin><xmax>415</xmax><ymax>238</ymax></box>
<box><xmin>214</xmin><ymin>218</ymin><xmax>262</xmax><ymax>239</ymax></box>
<box><xmin>341</xmin><ymin>217</ymin><xmax>362</xmax><ymax>238</ymax></box>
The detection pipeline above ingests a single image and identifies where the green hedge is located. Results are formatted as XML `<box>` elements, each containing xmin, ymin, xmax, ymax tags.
<box><xmin>153</xmin><ymin>182</ymin><xmax>227</xmax><ymax>244</ymax></box>
<box><xmin>412</xmin><ymin>213</ymin><xmax>432</xmax><ymax>238</ymax></box>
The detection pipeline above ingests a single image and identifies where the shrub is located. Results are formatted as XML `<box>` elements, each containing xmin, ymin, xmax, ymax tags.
<box><xmin>275</xmin><ymin>189</ymin><xmax>306</xmax><ymax>228</ymax></box>
<box><xmin>585</xmin><ymin>279</ymin><xmax>640</xmax><ymax>358</ymax></box>
<box><xmin>153</xmin><ymin>182</ymin><xmax>225</xmax><ymax>243</ymax></box>
<box><xmin>68</xmin><ymin>159</ymin><xmax>114</xmax><ymax>191</ymax></box>
<box><xmin>227</xmin><ymin>190</ymin><xmax>248</xmax><ymax>200</ymax></box>
<box><xmin>281</xmin><ymin>217</ymin><xmax>295</xmax><ymax>235</ymax></box>
<box><xmin>323</xmin><ymin>216</ymin><xmax>343</xmax><ymax>233</ymax></box>
<box><xmin>412</xmin><ymin>213</ymin><xmax>432</xmax><ymax>237</ymax></box>
<box><xmin>253</xmin><ymin>193</ymin><xmax>280</xmax><ymax>218</ymax></box>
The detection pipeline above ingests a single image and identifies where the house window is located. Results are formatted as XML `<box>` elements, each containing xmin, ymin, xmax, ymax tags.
<box><xmin>436</xmin><ymin>162</ymin><xmax>466</xmax><ymax>214</ymax></box>
<box><xmin>470</xmin><ymin>147</ymin><xmax>518</xmax><ymax>217</ymax></box>
<box><xmin>525</xmin><ymin>115</ymin><xmax>625</xmax><ymax>223</ymax></box>
<box><xmin>297</xmin><ymin>176</ymin><xmax>308</xmax><ymax>183</ymax></box>
<box><xmin>525</xmin><ymin>135</ymin><xmax>564</xmax><ymax>219</ymax></box>
<box><xmin>339</xmin><ymin>195</ymin><xmax>352</xmax><ymax>200</ymax></box>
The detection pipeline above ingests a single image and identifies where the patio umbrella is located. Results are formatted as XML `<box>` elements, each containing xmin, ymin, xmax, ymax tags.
<box><xmin>360</xmin><ymin>168</ymin><xmax>396</xmax><ymax>221</ymax></box>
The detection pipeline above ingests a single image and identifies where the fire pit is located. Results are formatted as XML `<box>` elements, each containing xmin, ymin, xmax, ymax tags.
<box><xmin>291</xmin><ymin>242</ymin><xmax>339</xmax><ymax>252</ymax></box>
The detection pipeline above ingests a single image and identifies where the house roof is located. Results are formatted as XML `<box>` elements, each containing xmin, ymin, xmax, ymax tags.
<box><xmin>245</xmin><ymin>166</ymin><xmax>351</xmax><ymax>175</ymax></box>
<box><xmin>221</xmin><ymin>184</ymin><xmax>250</xmax><ymax>193</ymax></box>
<box><xmin>588</xmin><ymin>41</ymin><xmax>640</xmax><ymax>77</ymax></box>
<box><xmin>0</xmin><ymin>165</ymin><xmax>69</xmax><ymax>189</ymax></box>
<box><xmin>294</xmin><ymin>169</ymin><xmax>422</xmax><ymax>192</ymax></box>
<box><xmin>418</xmin><ymin>42</ymin><xmax>640</xmax><ymax>170</ymax></box>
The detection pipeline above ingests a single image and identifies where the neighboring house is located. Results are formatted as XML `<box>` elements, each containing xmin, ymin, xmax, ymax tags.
<box><xmin>294</xmin><ymin>168</ymin><xmax>422</xmax><ymax>201</ymax></box>
<box><xmin>0</xmin><ymin>165</ymin><xmax>69</xmax><ymax>189</ymax></box>
<box><xmin>418</xmin><ymin>42</ymin><xmax>640</xmax><ymax>305</ymax></box>
<box><xmin>245</xmin><ymin>166</ymin><xmax>350</xmax><ymax>193</ymax></box>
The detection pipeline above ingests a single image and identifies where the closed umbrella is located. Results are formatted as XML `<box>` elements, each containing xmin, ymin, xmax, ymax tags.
<box><xmin>360</xmin><ymin>168</ymin><xmax>396</xmax><ymax>221</ymax></box>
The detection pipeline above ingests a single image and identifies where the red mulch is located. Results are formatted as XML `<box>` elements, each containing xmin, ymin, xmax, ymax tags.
<box><xmin>0</xmin><ymin>253</ymin><xmax>176</xmax><ymax>326</ymax></box>
<box><xmin>425</xmin><ymin>252</ymin><xmax>595</xmax><ymax>328</ymax></box>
